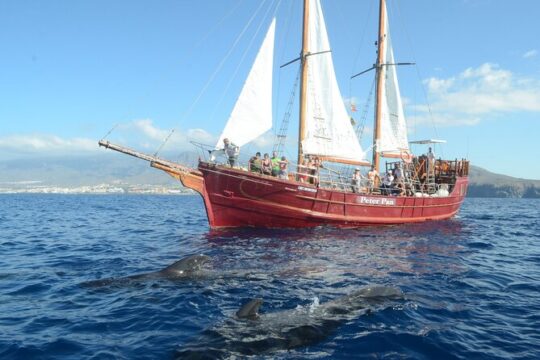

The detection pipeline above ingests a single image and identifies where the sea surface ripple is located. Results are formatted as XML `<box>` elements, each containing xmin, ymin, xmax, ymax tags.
<box><xmin>0</xmin><ymin>195</ymin><xmax>539</xmax><ymax>359</ymax></box>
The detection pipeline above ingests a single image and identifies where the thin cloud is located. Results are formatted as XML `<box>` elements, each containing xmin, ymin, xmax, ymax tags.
<box><xmin>0</xmin><ymin>120</ymin><xmax>217</xmax><ymax>157</ymax></box>
<box><xmin>117</xmin><ymin>119</ymin><xmax>216</xmax><ymax>150</ymax></box>
<box><xmin>0</xmin><ymin>134</ymin><xmax>97</xmax><ymax>154</ymax></box>
<box><xmin>131</xmin><ymin>119</ymin><xmax>169</xmax><ymax>141</ymax></box>
<box><xmin>523</xmin><ymin>49</ymin><xmax>538</xmax><ymax>59</ymax></box>
<box><xmin>412</xmin><ymin>63</ymin><xmax>540</xmax><ymax>126</ymax></box>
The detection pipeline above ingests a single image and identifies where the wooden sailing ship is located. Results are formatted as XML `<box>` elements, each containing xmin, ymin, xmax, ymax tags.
<box><xmin>99</xmin><ymin>0</ymin><xmax>469</xmax><ymax>228</ymax></box>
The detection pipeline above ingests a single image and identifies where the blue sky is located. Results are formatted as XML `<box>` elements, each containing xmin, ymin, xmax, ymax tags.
<box><xmin>1</xmin><ymin>0</ymin><xmax>539</xmax><ymax>179</ymax></box>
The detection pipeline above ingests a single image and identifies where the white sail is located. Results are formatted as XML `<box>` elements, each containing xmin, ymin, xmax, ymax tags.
<box><xmin>378</xmin><ymin>5</ymin><xmax>409</xmax><ymax>157</ymax></box>
<box><xmin>216</xmin><ymin>18</ymin><xmax>276</xmax><ymax>149</ymax></box>
<box><xmin>301</xmin><ymin>0</ymin><xmax>367</xmax><ymax>165</ymax></box>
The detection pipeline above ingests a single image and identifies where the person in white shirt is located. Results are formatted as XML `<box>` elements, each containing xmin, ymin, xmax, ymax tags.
<box><xmin>392</xmin><ymin>163</ymin><xmax>406</xmax><ymax>196</ymax></box>
<box><xmin>427</xmin><ymin>147</ymin><xmax>435</xmax><ymax>175</ymax></box>
<box><xmin>381</xmin><ymin>171</ymin><xmax>394</xmax><ymax>195</ymax></box>
<box><xmin>351</xmin><ymin>168</ymin><xmax>363</xmax><ymax>193</ymax></box>
<box><xmin>223</xmin><ymin>138</ymin><xmax>239</xmax><ymax>167</ymax></box>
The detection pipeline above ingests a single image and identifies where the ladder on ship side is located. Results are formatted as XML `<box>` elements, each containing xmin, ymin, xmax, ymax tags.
<box><xmin>426</xmin><ymin>171</ymin><xmax>436</xmax><ymax>193</ymax></box>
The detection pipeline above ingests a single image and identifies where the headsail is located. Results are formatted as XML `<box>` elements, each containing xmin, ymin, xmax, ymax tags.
<box><xmin>378</xmin><ymin>4</ymin><xmax>409</xmax><ymax>158</ymax></box>
<box><xmin>301</xmin><ymin>0</ymin><xmax>367</xmax><ymax>165</ymax></box>
<box><xmin>216</xmin><ymin>18</ymin><xmax>276</xmax><ymax>149</ymax></box>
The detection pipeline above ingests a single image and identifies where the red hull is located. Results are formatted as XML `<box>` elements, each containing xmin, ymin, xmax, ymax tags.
<box><xmin>198</xmin><ymin>162</ymin><xmax>468</xmax><ymax>229</ymax></box>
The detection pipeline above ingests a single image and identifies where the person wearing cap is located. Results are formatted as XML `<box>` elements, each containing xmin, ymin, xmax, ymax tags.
<box><xmin>223</xmin><ymin>138</ymin><xmax>239</xmax><ymax>167</ymax></box>
<box><xmin>351</xmin><ymin>168</ymin><xmax>363</xmax><ymax>193</ymax></box>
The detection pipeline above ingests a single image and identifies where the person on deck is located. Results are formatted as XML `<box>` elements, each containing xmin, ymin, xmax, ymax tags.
<box><xmin>367</xmin><ymin>165</ymin><xmax>380</xmax><ymax>193</ymax></box>
<box><xmin>312</xmin><ymin>156</ymin><xmax>322</xmax><ymax>186</ymax></box>
<box><xmin>223</xmin><ymin>138</ymin><xmax>239</xmax><ymax>167</ymax></box>
<box><xmin>305</xmin><ymin>155</ymin><xmax>315</xmax><ymax>184</ymax></box>
<box><xmin>271</xmin><ymin>151</ymin><xmax>280</xmax><ymax>177</ymax></box>
<box><xmin>393</xmin><ymin>163</ymin><xmax>406</xmax><ymax>196</ymax></box>
<box><xmin>427</xmin><ymin>147</ymin><xmax>435</xmax><ymax>175</ymax></box>
<box><xmin>249</xmin><ymin>152</ymin><xmax>262</xmax><ymax>173</ymax></box>
<box><xmin>278</xmin><ymin>156</ymin><xmax>289</xmax><ymax>180</ymax></box>
<box><xmin>261</xmin><ymin>153</ymin><xmax>272</xmax><ymax>175</ymax></box>
<box><xmin>351</xmin><ymin>168</ymin><xmax>363</xmax><ymax>193</ymax></box>
<box><xmin>297</xmin><ymin>159</ymin><xmax>308</xmax><ymax>183</ymax></box>
<box><xmin>381</xmin><ymin>171</ymin><xmax>394</xmax><ymax>195</ymax></box>
<box><xmin>393</xmin><ymin>163</ymin><xmax>404</xmax><ymax>181</ymax></box>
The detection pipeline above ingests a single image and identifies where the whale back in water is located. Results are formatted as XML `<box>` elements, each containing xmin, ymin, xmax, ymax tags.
<box><xmin>176</xmin><ymin>285</ymin><xmax>404</xmax><ymax>357</ymax></box>
<box><xmin>81</xmin><ymin>254</ymin><xmax>211</xmax><ymax>287</ymax></box>
<box><xmin>159</xmin><ymin>254</ymin><xmax>212</xmax><ymax>276</ymax></box>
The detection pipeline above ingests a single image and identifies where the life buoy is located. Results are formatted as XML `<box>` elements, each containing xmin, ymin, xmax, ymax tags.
<box><xmin>400</xmin><ymin>150</ymin><xmax>412</xmax><ymax>164</ymax></box>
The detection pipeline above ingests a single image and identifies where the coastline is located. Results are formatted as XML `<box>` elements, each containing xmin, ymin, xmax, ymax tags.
<box><xmin>0</xmin><ymin>184</ymin><xmax>195</xmax><ymax>195</ymax></box>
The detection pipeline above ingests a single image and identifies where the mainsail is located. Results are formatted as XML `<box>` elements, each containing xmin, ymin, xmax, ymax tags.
<box><xmin>301</xmin><ymin>0</ymin><xmax>367</xmax><ymax>165</ymax></box>
<box><xmin>216</xmin><ymin>18</ymin><xmax>276</xmax><ymax>149</ymax></box>
<box><xmin>378</xmin><ymin>4</ymin><xmax>409</xmax><ymax>157</ymax></box>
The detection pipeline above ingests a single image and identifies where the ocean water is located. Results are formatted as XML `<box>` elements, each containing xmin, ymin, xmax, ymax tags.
<box><xmin>0</xmin><ymin>194</ymin><xmax>539</xmax><ymax>359</ymax></box>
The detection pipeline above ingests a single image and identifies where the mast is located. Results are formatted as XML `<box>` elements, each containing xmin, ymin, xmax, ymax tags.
<box><xmin>373</xmin><ymin>0</ymin><xmax>386</xmax><ymax>173</ymax></box>
<box><xmin>297</xmin><ymin>0</ymin><xmax>309</xmax><ymax>166</ymax></box>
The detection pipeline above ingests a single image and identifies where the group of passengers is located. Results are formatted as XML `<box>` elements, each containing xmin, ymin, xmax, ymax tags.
<box><xmin>297</xmin><ymin>155</ymin><xmax>324</xmax><ymax>185</ymax></box>
<box><xmin>352</xmin><ymin>163</ymin><xmax>409</xmax><ymax>196</ymax></box>
<box><xmin>221</xmin><ymin>138</ymin><xmax>289</xmax><ymax>179</ymax></box>
<box><xmin>221</xmin><ymin>138</ymin><xmax>432</xmax><ymax>196</ymax></box>
<box><xmin>247</xmin><ymin>151</ymin><xmax>324</xmax><ymax>184</ymax></box>
<box><xmin>248</xmin><ymin>151</ymin><xmax>289</xmax><ymax>180</ymax></box>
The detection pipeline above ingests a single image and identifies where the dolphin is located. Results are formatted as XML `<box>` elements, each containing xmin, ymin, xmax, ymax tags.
<box><xmin>175</xmin><ymin>285</ymin><xmax>404</xmax><ymax>357</ymax></box>
<box><xmin>81</xmin><ymin>254</ymin><xmax>212</xmax><ymax>287</ymax></box>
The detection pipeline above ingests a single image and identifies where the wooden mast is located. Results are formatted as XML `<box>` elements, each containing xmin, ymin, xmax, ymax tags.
<box><xmin>373</xmin><ymin>0</ymin><xmax>386</xmax><ymax>173</ymax></box>
<box><xmin>297</xmin><ymin>0</ymin><xmax>310</xmax><ymax>166</ymax></box>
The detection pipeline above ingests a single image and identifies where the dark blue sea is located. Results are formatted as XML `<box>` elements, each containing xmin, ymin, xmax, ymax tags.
<box><xmin>1</xmin><ymin>195</ymin><xmax>539</xmax><ymax>359</ymax></box>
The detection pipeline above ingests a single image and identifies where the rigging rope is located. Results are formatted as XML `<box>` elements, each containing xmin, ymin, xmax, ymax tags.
<box><xmin>105</xmin><ymin>1</ymin><xmax>245</xmax><ymax>145</ymax></box>
<box><xmin>154</xmin><ymin>0</ymin><xmax>272</xmax><ymax>156</ymax></box>
<box><xmin>393</xmin><ymin>0</ymin><xmax>444</xmax><ymax>158</ymax></box>
<box><xmin>100</xmin><ymin>124</ymin><xmax>119</xmax><ymax>141</ymax></box>
<box><xmin>208</xmin><ymin>0</ymin><xmax>281</xmax><ymax>124</ymax></box>
<box><xmin>273</xmin><ymin>65</ymin><xmax>301</xmax><ymax>155</ymax></box>
<box><xmin>177</xmin><ymin>0</ymin><xmax>270</xmax><ymax>124</ymax></box>
<box><xmin>356</xmin><ymin>75</ymin><xmax>376</xmax><ymax>141</ymax></box>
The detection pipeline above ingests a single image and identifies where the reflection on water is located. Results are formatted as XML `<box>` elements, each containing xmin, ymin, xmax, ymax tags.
<box><xmin>204</xmin><ymin>219</ymin><xmax>468</xmax><ymax>285</ymax></box>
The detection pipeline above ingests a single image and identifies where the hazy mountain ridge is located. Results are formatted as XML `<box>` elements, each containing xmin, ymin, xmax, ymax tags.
<box><xmin>0</xmin><ymin>151</ymin><xmax>200</xmax><ymax>189</ymax></box>
<box><xmin>1</xmin><ymin>153</ymin><xmax>539</xmax><ymax>198</ymax></box>
<box><xmin>468</xmin><ymin>166</ymin><xmax>540</xmax><ymax>198</ymax></box>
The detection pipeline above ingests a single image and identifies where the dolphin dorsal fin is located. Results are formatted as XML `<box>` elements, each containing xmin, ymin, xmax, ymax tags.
<box><xmin>236</xmin><ymin>298</ymin><xmax>263</xmax><ymax>319</ymax></box>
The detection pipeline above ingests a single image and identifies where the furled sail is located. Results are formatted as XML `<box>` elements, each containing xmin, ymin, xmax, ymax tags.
<box><xmin>216</xmin><ymin>18</ymin><xmax>276</xmax><ymax>149</ymax></box>
<box><xmin>378</xmin><ymin>5</ymin><xmax>409</xmax><ymax>157</ymax></box>
<box><xmin>301</xmin><ymin>0</ymin><xmax>367</xmax><ymax>165</ymax></box>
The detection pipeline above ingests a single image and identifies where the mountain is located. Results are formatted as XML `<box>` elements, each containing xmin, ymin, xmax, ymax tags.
<box><xmin>468</xmin><ymin>165</ymin><xmax>540</xmax><ymax>198</ymax></box>
<box><xmin>0</xmin><ymin>153</ymin><xmax>538</xmax><ymax>198</ymax></box>
<box><xmin>0</xmin><ymin>151</ymin><xmax>199</xmax><ymax>192</ymax></box>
